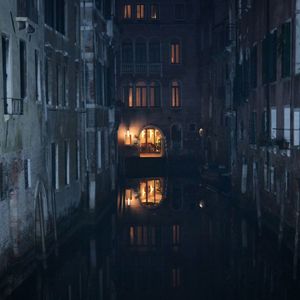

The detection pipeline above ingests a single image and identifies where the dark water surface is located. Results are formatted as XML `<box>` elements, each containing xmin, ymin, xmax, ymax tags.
<box><xmin>5</xmin><ymin>176</ymin><xmax>300</xmax><ymax>300</ymax></box>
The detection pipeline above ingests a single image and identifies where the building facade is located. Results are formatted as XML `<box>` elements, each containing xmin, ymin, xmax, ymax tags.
<box><xmin>116</xmin><ymin>0</ymin><xmax>202</xmax><ymax>161</ymax></box>
<box><xmin>200</xmin><ymin>0</ymin><xmax>300</xmax><ymax>247</ymax></box>
<box><xmin>81</xmin><ymin>0</ymin><xmax>118</xmax><ymax>214</ymax></box>
<box><xmin>0</xmin><ymin>0</ymin><xmax>118</xmax><ymax>291</ymax></box>
<box><xmin>0</xmin><ymin>0</ymin><xmax>47</xmax><ymax>276</ymax></box>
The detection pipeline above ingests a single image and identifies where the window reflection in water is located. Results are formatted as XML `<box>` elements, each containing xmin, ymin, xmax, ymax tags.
<box><xmin>172</xmin><ymin>267</ymin><xmax>181</xmax><ymax>288</ymax></box>
<box><xmin>128</xmin><ymin>225</ymin><xmax>156</xmax><ymax>247</ymax></box>
<box><xmin>140</xmin><ymin>178</ymin><xmax>163</xmax><ymax>207</ymax></box>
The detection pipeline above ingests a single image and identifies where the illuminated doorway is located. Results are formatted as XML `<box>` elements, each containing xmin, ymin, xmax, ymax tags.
<box><xmin>139</xmin><ymin>127</ymin><xmax>164</xmax><ymax>157</ymax></box>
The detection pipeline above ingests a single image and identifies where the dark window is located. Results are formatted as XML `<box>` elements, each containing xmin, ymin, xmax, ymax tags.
<box><xmin>56</xmin><ymin>0</ymin><xmax>66</xmax><ymax>34</ymax></box>
<box><xmin>149</xmin><ymin>81</ymin><xmax>161</xmax><ymax>107</ymax></box>
<box><xmin>150</xmin><ymin>4</ymin><xmax>159</xmax><ymax>20</ymax></box>
<box><xmin>20</xmin><ymin>40</ymin><xmax>27</xmax><ymax>99</ymax></box>
<box><xmin>149</xmin><ymin>41</ymin><xmax>160</xmax><ymax>63</ymax></box>
<box><xmin>135</xmin><ymin>41</ymin><xmax>147</xmax><ymax>63</ymax></box>
<box><xmin>171</xmin><ymin>124</ymin><xmax>182</xmax><ymax>150</ymax></box>
<box><xmin>250</xmin><ymin>45</ymin><xmax>257</xmax><ymax>88</ymax></box>
<box><xmin>51</xmin><ymin>143</ymin><xmax>57</xmax><ymax>189</ymax></box>
<box><xmin>24</xmin><ymin>159</ymin><xmax>31</xmax><ymax>189</ymax></box>
<box><xmin>262</xmin><ymin>30</ymin><xmax>277</xmax><ymax>83</ymax></box>
<box><xmin>0</xmin><ymin>163</ymin><xmax>3</xmax><ymax>200</ymax></box>
<box><xmin>45</xmin><ymin>58</ymin><xmax>51</xmax><ymax>104</ymax></box>
<box><xmin>282</xmin><ymin>22</ymin><xmax>291</xmax><ymax>78</ymax></box>
<box><xmin>122</xmin><ymin>41</ymin><xmax>134</xmax><ymax>63</ymax></box>
<box><xmin>96</xmin><ymin>62</ymin><xmax>103</xmax><ymax>105</ymax></box>
<box><xmin>62</xmin><ymin>65</ymin><xmax>67</xmax><ymax>106</ymax></box>
<box><xmin>2</xmin><ymin>35</ymin><xmax>9</xmax><ymax>102</ymax></box>
<box><xmin>45</xmin><ymin>0</ymin><xmax>65</xmax><ymax>34</ymax></box>
<box><xmin>45</xmin><ymin>0</ymin><xmax>54</xmax><ymax>27</ymax></box>
<box><xmin>249</xmin><ymin>111</ymin><xmax>257</xmax><ymax>145</ymax></box>
<box><xmin>35</xmin><ymin>50</ymin><xmax>39</xmax><ymax>100</ymax></box>
<box><xmin>174</xmin><ymin>4</ymin><xmax>185</xmax><ymax>20</ymax></box>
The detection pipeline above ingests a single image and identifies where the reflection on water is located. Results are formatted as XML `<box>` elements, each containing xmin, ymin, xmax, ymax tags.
<box><xmin>4</xmin><ymin>176</ymin><xmax>300</xmax><ymax>300</ymax></box>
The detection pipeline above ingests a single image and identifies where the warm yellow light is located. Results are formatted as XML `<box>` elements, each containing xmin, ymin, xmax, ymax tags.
<box><xmin>125</xmin><ymin>130</ymin><xmax>132</xmax><ymax>145</ymax></box>
<box><xmin>127</xmin><ymin>198</ymin><xmax>131</xmax><ymax>206</ymax></box>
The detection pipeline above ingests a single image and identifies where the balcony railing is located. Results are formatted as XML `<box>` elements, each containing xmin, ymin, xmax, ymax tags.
<box><xmin>4</xmin><ymin>98</ymin><xmax>24</xmax><ymax>115</ymax></box>
<box><xmin>121</xmin><ymin>63</ymin><xmax>134</xmax><ymax>74</ymax></box>
<box><xmin>135</xmin><ymin>63</ymin><xmax>147</xmax><ymax>74</ymax></box>
<box><xmin>149</xmin><ymin>63</ymin><xmax>162</xmax><ymax>75</ymax></box>
<box><xmin>121</xmin><ymin>63</ymin><xmax>162</xmax><ymax>76</ymax></box>
<box><xmin>17</xmin><ymin>0</ymin><xmax>38</xmax><ymax>24</ymax></box>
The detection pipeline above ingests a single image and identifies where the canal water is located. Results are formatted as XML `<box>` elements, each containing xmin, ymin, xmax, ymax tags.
<box><xmin>4</xmin><ymin>176</ymin><xmax>300</xmax><ymax>300</ymax></box>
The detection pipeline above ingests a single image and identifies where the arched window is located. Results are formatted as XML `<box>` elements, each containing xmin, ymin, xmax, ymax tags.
<box><xmin>149</xmin><ymin>81</ymin><xmax>161</xmax><ymax>107</ymax></box>
<box><xmin>135</xmin><ymin>81</ymin><xmax>147</xmax><ymax>107</ymax></box>
<box><xmin>171</xmin><ymin>124</ymin><xmax>182</xmax><ymax>150</ymax></box>
<box><xmin>140</xmin><ymin>127</ymin><xmax>163</xmax><ymax>155</ymax></box>
<box><xmin>171</xmin><ymin>80</ymin><xmax>181</xmax><ymax>107</ymax></box>
<box><xmin>123</xmin><ymin>83</ymin><xmax>133</xmax><ymax>107</ymax></box>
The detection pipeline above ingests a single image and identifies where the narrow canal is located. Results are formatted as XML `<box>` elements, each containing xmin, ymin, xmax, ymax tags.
<box><xmin>4</xmin><ymin>176</ymin><xmax>300</xmax><ymax>300</ymax></box>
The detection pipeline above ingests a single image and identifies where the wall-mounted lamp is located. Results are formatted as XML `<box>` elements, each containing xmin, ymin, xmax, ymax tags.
<box><xmin>125</xmin><ymin>130</ymin><xmax>132</xmax><ymax>145</ymax></box>
<box><xmin>199</xmin><ymin>128</ymin><xmax>205</xmax><ymax>137</ymax></box>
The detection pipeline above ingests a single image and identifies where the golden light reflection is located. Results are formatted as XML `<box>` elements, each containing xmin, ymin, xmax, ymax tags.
<box><xmin>125</xmin><ymin>189</ymin><xmax>133</xmax><ymax>207</ymax></box>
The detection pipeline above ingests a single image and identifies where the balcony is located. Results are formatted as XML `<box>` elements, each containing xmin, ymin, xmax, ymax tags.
<box><xmin>121</xmin><ymin>63</ymin><xmax>134</xmax><ymax>74</ymax></box>
<box><xmin>17</xmin><ymin>0</ymin><xmax>38</xmax><ymax>25</ymax></box>
<box><xmin>4</xmin><ymin>98</ymin><xmax>24</xmax><ymax>115</ymax></box>
<box><xmin>121</xmin><ymin>63</ymin><xmax>162</xmax><ymax>76</ymax></box>
<box><xmin>149</xmin><ymin>63</ymin><xmax>162</xmax><ymax>75</ymax></box>
<box><xmin>135</xmin><ymin>63</ymin><xmax>147</xmax><ymax>74</ymax></box>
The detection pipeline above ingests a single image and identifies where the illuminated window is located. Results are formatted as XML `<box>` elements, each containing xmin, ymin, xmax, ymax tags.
<box><xmin>171</xmin><ymin>80</ymin><xmax>181</xmax><ymax>107</ymax></box>
<box><xmin>140</xmin><ymin>128</ymin><xmax>163</xmax><ymax>155</ymax></box>
<box><xmin>140</xmin><ymin>179</ymin><xmax>163</xmax><ymax>206</ymax></box>
<box><xmin>170</xmin><ymin>41</ymin><xmax>180</xmax><ymax>64</ymax></box>
<box><xmin>149</xmin><ymin>81</ymin><xmax>161</xmax><ymax>107</ymax></box>
<box><xmin>150</xmin><ymin>4</ymin><xmax>159</xmax><ymax>20</ymax></box>
<box><xmin>123</xmin><ymin>4</ymin><xmax>132</xmax><ymax>19</ymax></box>
<box><xmin>123</xmin><ymin>84</ymin><xmax>133</xmax><ymax>107</ymax></box>
<box><xmin>136</xmin><ymin>4</ymin><xmax>145</xmax><ymax>20</ymax></box>
<box><xmin>135</xmin><ymin>81</ymin><xmax>147</xmax><ymax>107</ymax></box>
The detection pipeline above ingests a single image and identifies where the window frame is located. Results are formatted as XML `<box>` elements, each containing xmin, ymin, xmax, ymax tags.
<box><xmin>171</xmin><ymin>80</ymin><xmax>181</xmax><ymax>108</ymax></box>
